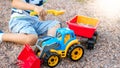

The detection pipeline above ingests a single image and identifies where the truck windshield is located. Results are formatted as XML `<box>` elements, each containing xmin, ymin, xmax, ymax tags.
<box><xmin>56</xmin><ymin>32</ymin><xmax>62</xmax><ymax>40</ymax></box>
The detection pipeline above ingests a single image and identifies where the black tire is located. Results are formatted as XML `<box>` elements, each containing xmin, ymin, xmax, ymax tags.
<box><xmin>67</xmin><ymin>45</ymin><xmax>84</xmax><ymax>61</ymax></box>
<box><xmin>89</xmin><ymin>36</ymin><xmax>97</xmax><ymax>43</ymax></box>
<box><xmin>93</xmin><ymin>31</ymin><xmax>98</xmax><ymax>42</ymax></box>
<box><xmin>44</xmin><ymin>53</ymin><xmax>60</xmax><ymax>67</ymax></box>
<box><xmin>94</xmin><ymin>31</ymin><xmax>98</xmax><ymax>36</ymax></box>
<box><xmin>87</xmin><ymin>40</ymin><xmax>95</xmax><ymax>50</ymax></box>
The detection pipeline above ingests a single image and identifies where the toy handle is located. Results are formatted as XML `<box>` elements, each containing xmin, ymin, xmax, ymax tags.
<box><xmin>29</xmin><ymin>11</ymin><xmax>46</xmax><ymax>20</ymax></box>
<box><xmin>30</xmin><ymin>9</ymin><xmax>65</xmax><ymax>16</ymax></box>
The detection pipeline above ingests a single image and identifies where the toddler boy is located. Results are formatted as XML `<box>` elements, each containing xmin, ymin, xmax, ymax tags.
<box><xmin>0</xmin><ymin>0</ymin><xmax>60</xmax><ymax>46</ymax></box>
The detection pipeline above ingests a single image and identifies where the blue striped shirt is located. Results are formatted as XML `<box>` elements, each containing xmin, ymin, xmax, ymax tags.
<box><xmin>11</xmin><ymin>0</ymin><xmax>46</xmax><ymax>18</ymax></box>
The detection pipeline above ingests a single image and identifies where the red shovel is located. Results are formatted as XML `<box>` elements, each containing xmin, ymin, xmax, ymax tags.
<box><xmin>17</xmin><ymin>44</ymin><xmax>41</xmax><ymax>68</ymax></box>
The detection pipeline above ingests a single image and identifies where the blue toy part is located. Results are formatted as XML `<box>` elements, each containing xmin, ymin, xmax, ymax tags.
<box><xmin>38</xmin><ymin>28</ymin><xmax>77</xmax><ymax>51</ymax></box>
<box><xmin>55</xmin><ymin>28</ymin><xmax>77</xmax><ymax>50</ymax></box>
<box><xmin>36</xmin><ymin>36</ymin><xmax>60</xmax><ymax>58</ymax></box>
<box><xmin>42</xmin><ymin>37</ymin><xmax>60</xmax><ymax>49</ymax></box>
<box><xmin>36</xmin><ymin>28</ymin><xmax>77</xmax><ymax>51</ymax></box>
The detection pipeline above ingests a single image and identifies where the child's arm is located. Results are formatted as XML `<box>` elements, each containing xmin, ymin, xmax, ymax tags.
<box><xmin>12</xmin><ymin>0</ymin><xmax>47</xmax><ymax>20</ymax></box>
<box><xmin>12</xmin><ymin>0</ymin><xmax>36</xmax><ymax>11</ymax></box>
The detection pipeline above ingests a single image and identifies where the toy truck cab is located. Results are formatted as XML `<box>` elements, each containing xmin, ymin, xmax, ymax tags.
<box><xmin>35</xmin><ymin>28</ymin><xmax>84</xmax><ymax>67</ymax></box>
<box><xmin>55</xmin><ymin>28</ymin><xmax>76</xmax><ymax>50</ymax></box>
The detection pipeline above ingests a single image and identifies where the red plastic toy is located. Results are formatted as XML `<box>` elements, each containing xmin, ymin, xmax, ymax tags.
<box><xmin>67</xmin><ymin>15</ymin><xmax>99</xmax><ymax>49</ymax></box>
<box><xmin>17</xmin><ymin>44</ymin><xmax>41</xmax><ymax>68</ymax></box>
<box><xmin>67</xmin><ymin>15</ymin><xmax>99</xmax><ymax>38</ymax></box>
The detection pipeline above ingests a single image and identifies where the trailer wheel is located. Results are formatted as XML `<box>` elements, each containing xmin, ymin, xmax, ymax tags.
<box><xmin>44</xmin><ymin>53</ymin><xmax>60</xmax><ymax>67</ymax></box>
<box><xmin>89</xmin><ymin>36</ymin><xmax>97</xmax><ymax>43</ymax></box>
<box><xmin>94</xmin><ymin>31</ymin><xmax>98</xmax><ymax>36</ymax></box>
<box><xmin>93</xmin><ymin>31</ymin><xmax>98</xmax><ymax>43</ymax></box>
<box><xmin>68</xmin><ymin>45</ymin><xmax>84</xmax><ymax>61</ymax></box>
<box><xmin>87</xmin><ymin>40</ymin><xmax>95</xmax><ymax>49</ymax></box>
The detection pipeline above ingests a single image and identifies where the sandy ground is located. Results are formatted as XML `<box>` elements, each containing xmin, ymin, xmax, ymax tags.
<box><xmin>0</xmin><ymin>0</ymin><xmax>120</xmax><ymax>68</ymax></box>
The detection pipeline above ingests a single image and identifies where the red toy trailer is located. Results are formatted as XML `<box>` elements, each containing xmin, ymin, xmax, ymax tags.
<box><xmin>67</xmin><ymin>15</ymin><xmax>99</xmax><ymax>49</ymax></box>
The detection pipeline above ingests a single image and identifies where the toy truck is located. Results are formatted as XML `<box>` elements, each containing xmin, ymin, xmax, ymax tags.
<box><xmin>18</xmin><ymin>28</ymin><xmax>84</xmax><ymax>68</ymax></box>
<box><xmin>35</xmin><ymin>28</ymin><xmax>84</xmax><ymax>67</ymax></box>
<box><xmin>67</xmin><ymin>15</ymin><xmax>99</xmax><ymax>49</ymax></box>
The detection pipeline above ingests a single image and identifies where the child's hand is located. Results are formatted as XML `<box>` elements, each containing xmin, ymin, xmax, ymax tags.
<box><xmin>34</xmin><ymin>6</ymin><xmax>47</xmax><ymax>20</ymax></box>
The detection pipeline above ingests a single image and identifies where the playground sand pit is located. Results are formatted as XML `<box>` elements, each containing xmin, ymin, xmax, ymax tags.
<box><xmin>0</xmin><ymin>0</ymin><xmax>120</xmax><ymax>68</ymax></box>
